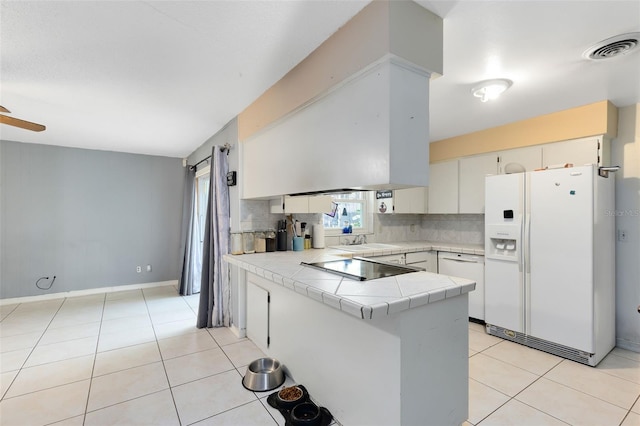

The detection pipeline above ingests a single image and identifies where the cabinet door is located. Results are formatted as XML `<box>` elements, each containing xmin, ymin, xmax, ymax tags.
<box><xmin>284</xmin><ymin>195</ymin><xmax>332</xmax><ymax>213</ymax></box>
<box><xmin>283</xmin><ymin>196</ymin><xmax>309</xmax><ymax>213</ymax></box>
<box><xmin>498</xmin><ymin>146</ymin><xmax>542</xmax><ymax>174</ymax></box>
<box><xmin>269</xmin><ymin>197</ymin><xmax>284</xmax><ymax>214</ymax></box>
<box><xmin>246</xmin><ymin>281</ymin><xmax>269</xmax><ymax>349</ymax></box>
<box><xmin>542</xmin><ymin>136</ymin><xmax>601</xmax><ymax>168</ymax></box>
<box><xmin>459</xmin><ymin>154</ymin><xmax>498</xmax><ymax>214</ymax></box>
<box><xmin>308</xmin><ymin>195</ymin><xmax>333</xmax><ymax>213</ymax></box>
<box><xmin>406</xmin><ymin>251</ymin><xmax>437</xmax><ymax>272</ymax></box>
<box><xmin>393</xmin><ymin>187</ymin><xmax>428</xmax><ymax>214</ymax></box>
<box><xmin>427</xmin><ymin>160</ymin><xmax>459</xmax><ymax>214</ymax></box>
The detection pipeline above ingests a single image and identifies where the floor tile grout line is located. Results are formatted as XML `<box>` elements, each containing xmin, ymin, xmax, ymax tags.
<box><xmin>508</xmin><ymin>371</ymin><xmax>625</xmax><ymax>425</ymax></box>
<box><xmin>0</xmin><ymin>298</ymin><xmax>68</xmax><ymax>401</ymax></box>
<box><xmin>0</xmin><ymin>303</ymin><xmax>20</xmax><ymax>323</ymax></box>
<box><xmin>619</xmin><ymin>410</ymin><xmax>634</xmax><ymax>426</ymax></box>
<box><xmin>541</xmin><ymin>363</ymin><xmax>640</xmax><ymax>411</ymax></box>
<box><xmin>142</xmin><ymin>287</ymin><xmax>184</xmax><ymax>426</ymax></box>
<box><xmin>83</xmin><ymin>387</ymin><xmax>171</xmax><ymax>418</ymax></box>
<box><xmin>81</xmin><ymin>291</ymin><xmax>108</xmax><ymax>426</ymax></box>
<box><xmin>183</xmin><ymin>399</ymin><xmax>265</xmax><ymax>426</ymax></box>
<box><xmin>595</xmin><ymin>353</ymin><xmax>640</xmax><ymax>385</ymax></box>
<box><xmin>258</xmin><ymin>396</ymin><xmax>284</xmax><ymax>426</ymax></box>
<box><xmin>470</xmin><ymin>332</ymin><xmax>633</xmax><ymax>424</ymax></box>
<box><xmin>478</xmin><ymin>348</ymin><xmax>563</xmax><ymax>377</ymax></box>
<box><xmin>474</xmin><ymin>372</ymin><xmax>567</xmax><ymax>426</ymax></box>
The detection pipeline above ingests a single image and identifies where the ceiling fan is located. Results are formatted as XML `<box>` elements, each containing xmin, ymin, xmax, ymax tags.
<box><xmin>0</xmin><ymin>105</ymin><xmax>46</xmax><ymax>132</ymax></box>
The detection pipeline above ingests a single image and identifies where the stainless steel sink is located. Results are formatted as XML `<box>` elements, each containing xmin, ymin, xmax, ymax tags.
<box><xmin>332</xmin><ymin>243</ymin><xmax>401</xmax><ymax>252</ymax></box>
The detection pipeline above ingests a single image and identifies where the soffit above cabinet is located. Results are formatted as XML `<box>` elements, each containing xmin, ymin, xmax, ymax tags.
<box><xmin>239</xmin><ymin>1</ymin><xmax>442</xmax><ymax>199</ymax></box>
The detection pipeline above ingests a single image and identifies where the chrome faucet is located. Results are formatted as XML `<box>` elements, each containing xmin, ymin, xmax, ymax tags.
<box><xmin>343</xmin><ymin>234</ymin><xmax>367</xmax><ymax>245</ymax></box>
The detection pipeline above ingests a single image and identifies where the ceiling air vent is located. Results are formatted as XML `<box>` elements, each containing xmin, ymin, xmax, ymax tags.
<box><xmin>583</xmin><ymin>32</ymin><xmax>640</xmax><ymax>60</ymax></box>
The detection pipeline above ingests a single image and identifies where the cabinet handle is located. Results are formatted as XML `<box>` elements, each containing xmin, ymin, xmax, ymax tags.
<box><xmin>439</xmin><ymin>257</ymin><xmax>478</xmax><ymax>263</ymax></box>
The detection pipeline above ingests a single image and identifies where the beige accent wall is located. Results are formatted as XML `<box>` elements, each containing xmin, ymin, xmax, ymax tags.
<box><xmin>238</xmin><ymin>0</ymin><xmax>442</xmax><ymax>142</ymax></box>
<box><xmin>430</xmin><ymin>100</ymin><xmax>618</xmax><ymax>163</ymax></box>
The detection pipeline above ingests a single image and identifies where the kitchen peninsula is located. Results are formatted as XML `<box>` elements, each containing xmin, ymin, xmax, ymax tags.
<box><xmin>224</xmin><ymin>245</ymin><xmax>476</xmax><ymax>426</ymax></box>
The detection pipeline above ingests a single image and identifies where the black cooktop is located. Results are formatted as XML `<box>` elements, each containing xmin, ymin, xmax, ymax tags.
<box><xmin>301</xmin><ymin>258</ymin><xmax>420</xmax><ymax>281</ymax></box>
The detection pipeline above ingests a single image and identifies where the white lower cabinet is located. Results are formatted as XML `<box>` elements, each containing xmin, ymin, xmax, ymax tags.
<box><xmin>405</xmin><ymin>251</ymin><xmax>437</xmax><ymax>273</ymax></box>
<box><xmin>246</xmin><ymin>280</ymin><xmax>270</xmax><ymax>348</ymax></box>
<box><xmin>437</xmin><ymin>252</ymin><xmax>485</xmax><ymax>321</ymax></box>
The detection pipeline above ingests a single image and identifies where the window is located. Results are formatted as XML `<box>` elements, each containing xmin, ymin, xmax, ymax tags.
<box><xmin>195</xmin><ymin>166</ymin><xmax>210</xmax><ymax>243</ymax></box>
<box><xmin>323</xmin><ymin>191</ymin><xmax>373</xmax><ymax>234</ymax></box>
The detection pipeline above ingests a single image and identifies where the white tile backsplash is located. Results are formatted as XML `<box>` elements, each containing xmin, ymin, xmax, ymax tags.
<box><xmin>239</xmin><ymin>199</ymin><xmax>484</xmax><ymax>246</ymax></box>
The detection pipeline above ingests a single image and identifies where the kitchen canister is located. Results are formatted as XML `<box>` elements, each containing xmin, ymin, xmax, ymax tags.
<box><xmin>242</xmin><ymin>232</ymin><xmax>255</xmax><ymax>254</ymax></box>
<box><xmin>312</xmin><ymin>223</ymin><xmax>325</xmax><ymax>248</ymax></box>
<box><xmin>265</xmin><ymin>229</ymin><xmax>276</xmax><ymax>252</ymax></box>
<box><xmin>254</xmin><ymin>231</ymin><xmax>266</xmax><ymax>253</ymax></box>
<box><xmin>277</xmin><ymin>229</ymin><xmax>287</xmax><ymax>251</ymax></box>
<box><xmin>231</xmin><ymin>233</ymin><xmax>243</xmax><ymax>255</ymax></box>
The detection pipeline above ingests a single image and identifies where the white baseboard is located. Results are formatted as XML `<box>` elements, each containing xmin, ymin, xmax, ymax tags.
<box><xmin>229</xmin><ymin>324</ymin><xmax>246</xmax><ymax>339</ymax></box>
<box><xmin>617</xmin><ymin>337</ymin><xmax>640</xmax><ymax>353</ymax></box>
<box><xmin>0</xmin><ymin>280</ymin><xmax>178</xmax><ymax>306</ymax></box>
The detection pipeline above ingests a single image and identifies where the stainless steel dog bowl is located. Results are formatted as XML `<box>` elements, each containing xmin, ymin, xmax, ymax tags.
<box><xmin>242</xmin><ymin>357</ymin><xmax>285</xmax><ymax>392</ymax></box>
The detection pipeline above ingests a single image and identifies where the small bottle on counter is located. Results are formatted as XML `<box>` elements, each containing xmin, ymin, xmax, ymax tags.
<box><xmin>304</xmin><ymin>234</ymin><xmax>312</xmax><ymax>250</ymax></box>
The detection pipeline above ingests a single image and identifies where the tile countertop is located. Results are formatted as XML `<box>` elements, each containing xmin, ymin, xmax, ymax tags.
<box><xmin>329</xmin><ymin>241</ymin><xmax>485</xmax><ymax>256</ymax></box>
<box><xmin>223</xmin><ymin>242</ymin><xmax>480</xmax><ymax>320</ymax></box>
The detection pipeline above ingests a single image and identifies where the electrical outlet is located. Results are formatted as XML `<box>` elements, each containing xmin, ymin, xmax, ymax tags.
<box><xmin>617</xmin><ymin>229</ymin><xmax>628</xmax><ymax>242</ymax></box>
<box><xmin>136</xmin><ymin>266</ymin><xmax>142</xmax><ymax>273</ymax></box>
<box><xmin>146</xmin><ymin>264</ymin><xmax>152</xmax><ymax>272</ymax></box>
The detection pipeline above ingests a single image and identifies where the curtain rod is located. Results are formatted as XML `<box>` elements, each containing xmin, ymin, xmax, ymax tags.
<box><xmin>189</xmin><ymin>143</ymin><xmax>231</xmax><ymax>170</ymax></box>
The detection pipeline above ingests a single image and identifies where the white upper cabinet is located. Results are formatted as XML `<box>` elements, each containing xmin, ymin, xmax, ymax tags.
<box><xmin>393</xmin><ymin>187</ymin><xmax>428</xmax><ymax>214</ymax></box>
<box><xmin>458</xmin><ymin>153</ymin><xmax>498</xmax><ymax>214</ymax></box>
<box><xmin>542</xmin><ymin>136</ymin><xmax>604</xmax><ymax>168</ymax></box>
<box><xmin>497</xmin><ymin>145</ymin><xmax>543</xmax><ymax>174</ymax></box>
<box><xmin>428</xmin><ymin>160</ymin><xmax>458</xmax><ymax>214</ymax></box>
<box><xmin>271</xmin><ymin>195</ymin><xmax>333</xmax><ymax>214</ymax></box>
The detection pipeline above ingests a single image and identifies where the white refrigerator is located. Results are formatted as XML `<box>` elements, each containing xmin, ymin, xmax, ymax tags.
<box><xmin>484</xmin><ymin>165</ymin><xmax>615</xmax><ymax>366</ymax></box>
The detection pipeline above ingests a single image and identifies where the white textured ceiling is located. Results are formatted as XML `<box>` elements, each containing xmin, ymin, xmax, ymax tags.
<box><xmin>0</xmin><ymin>0</ymin><xmax>369</xmax><ymax>157</ymax></box>
<box><xmin>420</xmin><ymin>0</ymin><xmax>640</xmax><ymax>142</ymax></box>
<box><xmin>1</xmin><ymin>1</ymin><xmax>639</xmax><ymax>158</ymax></box>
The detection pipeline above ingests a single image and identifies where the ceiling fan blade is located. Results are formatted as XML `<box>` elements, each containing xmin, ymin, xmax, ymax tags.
<box><xmin>0</xmin><ymin>114</ymin><xmax>46</xmax><ymax>132</ymax></box>
<box><xmin>0</xmin><ymin>105</ymin><xmax>10</xmax><ymax>113</ymax></box>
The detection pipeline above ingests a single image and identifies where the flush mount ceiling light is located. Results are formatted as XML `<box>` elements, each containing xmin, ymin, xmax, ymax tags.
<box><xmin>471</xmin><ymin>79</ymin><xmax>513</xmax><ymax>102</ymax></box>
<box><xmin>583</xmin><ymin>32</ymin><xmax>640</xmax><ymax>60</ymax></box>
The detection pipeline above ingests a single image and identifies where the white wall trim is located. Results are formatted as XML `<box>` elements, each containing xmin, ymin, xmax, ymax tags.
<box><xmin>0</xmin><ymin>280</ymin><xmax>178</xmax><ymax>306</ymax></box>
<box><xmin>616</xmin><ymin>337</ymin><xmax>640</xmax><ymax>353</ymax></box>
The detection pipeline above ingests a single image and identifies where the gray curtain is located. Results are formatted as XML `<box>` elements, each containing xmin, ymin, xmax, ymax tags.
<box><xmin>178</xmin><ymin>167</ymin><xmax>197</xmax><ymax>295</ymax></box>
<box><xmin>197</xmin><ymin>146</ymin><xmax>231</xmax><ymax>328</ymax></box>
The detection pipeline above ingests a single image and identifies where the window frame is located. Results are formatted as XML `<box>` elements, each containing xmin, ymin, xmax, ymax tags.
<box><xmin>195</xmin><ymin>165</ymin><xmax>210</xmax><ymax>243</ymax></box>
<box><xmin>323</xmin><ymin>191</ymin><xmax>374</xmax><ymax>237</ymax></box>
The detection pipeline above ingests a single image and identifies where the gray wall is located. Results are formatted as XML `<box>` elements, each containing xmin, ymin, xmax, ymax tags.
<box><xmin>0</xmin><ymin>140</ymin><xmax>185</xmax><ymax>299</ymax></box>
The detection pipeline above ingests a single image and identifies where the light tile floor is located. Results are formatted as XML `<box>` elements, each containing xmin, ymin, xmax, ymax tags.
<box><xmin>0</xmin><ymin>286</ymin><xmax>638</xmax><ymax>425</ymax></box>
